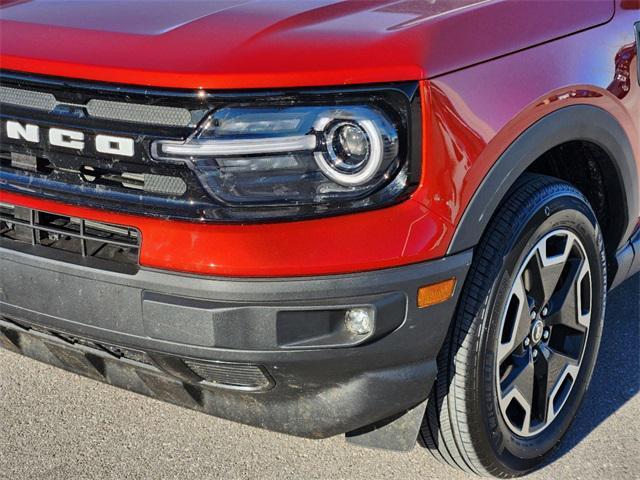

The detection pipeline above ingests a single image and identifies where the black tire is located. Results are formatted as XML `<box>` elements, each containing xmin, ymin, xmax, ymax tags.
<box><xmin>420</xmin><ymin>174</ymin><xmax>607</xmax><ymax>477</ymax></box>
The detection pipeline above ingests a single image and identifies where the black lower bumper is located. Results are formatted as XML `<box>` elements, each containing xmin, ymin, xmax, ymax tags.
<box><xmin>0</xmin><ymin>247</ymin><xmax>471</xmax><ymax>439</ymax></box>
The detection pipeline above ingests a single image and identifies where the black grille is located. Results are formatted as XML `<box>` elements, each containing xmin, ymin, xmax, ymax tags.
<box><xmin>0</xmin><ymin>84</ymin><xmax>195</xmax><ymax>127</ymax></box>
<box><xmin>0</xmin><ymin>70</ymin><xmax>213</xmax><ymax>220</ymax></box>
<box><xmin>0</xmin><ymin>203</ymin><xmax>140</xmax><ymax>273</ymax></box>
<box><xmin>0</xmin><ymin>150</ymin><xmax>188</xmax><ymax>196</ymax></box>
<box><xmin>184</xmin><ymin>359</ymin><xmax>274</xmax><ymax>391</ymax></box>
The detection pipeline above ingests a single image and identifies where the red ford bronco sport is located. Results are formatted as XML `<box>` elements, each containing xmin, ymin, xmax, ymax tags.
<box><xmin>1</xmin><ymin>1</ymin><xmax>639</xmax><ymax>476</ymax></box>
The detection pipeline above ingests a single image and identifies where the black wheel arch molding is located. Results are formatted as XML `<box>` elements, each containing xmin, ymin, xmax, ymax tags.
<box><xmin>447</xmin><ymin>104</ymin><xmax>639</xmax><ymax>286</ymax></box>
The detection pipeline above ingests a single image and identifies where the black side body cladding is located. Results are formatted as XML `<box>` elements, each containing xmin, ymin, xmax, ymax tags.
<box><xmin>620</xmin><ymin>227</ymin><xmax>640</xmax><ymax>283</ymax></box>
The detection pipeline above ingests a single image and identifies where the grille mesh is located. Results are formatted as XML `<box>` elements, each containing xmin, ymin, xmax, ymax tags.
<box><xmin>143</xmin><ymin>174</ymin><xmax>189</xmax><ymax>195</ymax></box>
<box><xmin>184</xmin><ymin>359</ymin><xmax>274</xmax><ymax>391</ymax></box>
<box><xmin>0</xmin><ymin>85</ymin><xmax>193</xmax><ymax>127</ymax></box>
<box><xmin>86</xmin><ymin>99</ymin><xmax>192</xmax><ymax>127</ymax></box>
<box><xmin>0</xmin><ymin>85</ymin><xmax>57</xmax><ymax>111</ymax></box>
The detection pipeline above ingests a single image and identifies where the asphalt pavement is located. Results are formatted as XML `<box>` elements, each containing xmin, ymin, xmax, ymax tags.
<box><xmin>0</xmin><ymin>275</ymin><xmax>638</xmax><ymax>480</ymax></box>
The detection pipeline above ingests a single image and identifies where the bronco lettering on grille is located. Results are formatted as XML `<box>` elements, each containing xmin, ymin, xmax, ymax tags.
<box><xmin>3</xmin><ymin>120</ymin><xmax>134</xmax><ymax>157</ymax></box>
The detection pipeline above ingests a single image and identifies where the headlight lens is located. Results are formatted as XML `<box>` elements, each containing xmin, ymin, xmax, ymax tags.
<box><xmin>151</xmin><ymin>87</ymin><xmax>419</xmax><ymax>220</ymax></box>
<box><xmin>329</xmin><ymin>123</ymin><xmax>370</xmax><ymax>171</ymax></box>
<box><xmin>314</xmin><ymin>111</ymin><xmax>392</xmax><ymax>186</ymax></box>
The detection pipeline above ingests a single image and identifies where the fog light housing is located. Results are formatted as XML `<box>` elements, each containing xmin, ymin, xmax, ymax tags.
<box><xmin>345</xmin><ymin>308</ymin><xmax>374</xmax><ymax>335</ymax></box>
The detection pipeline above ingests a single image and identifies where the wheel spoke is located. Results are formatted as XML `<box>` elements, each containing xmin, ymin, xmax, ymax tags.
<box><xmin>537</xmin><ymin>344</ymin><xmax>580</xmax><ymax>423</ymax></box>
<box><xmin>525</xmin><ymin>250</ymin><xmax>566</xmax><ymax>309</ymax></box>
<box><xmin>545</xmin><ymin>257</ymin><xmax>588</xmax><ymax>333</ymax></box>
<box><xmin>501</xmin><ymin>353</ymin><xmax>535</xmax><ymax>401</ymax></box>
<box><xmin>500</xmin><ymin>353</ymin><xmax>535</xmax><ymax>435</ymax></box>
<box><xmin>497</xmin><ymin>278</ymin><xmax>532</xmax><ymax>363</ymax></box>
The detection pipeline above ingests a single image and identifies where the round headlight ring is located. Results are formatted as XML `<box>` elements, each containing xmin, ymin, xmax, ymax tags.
<box><xmin>315</xmin><ymin>118</ymin><xmax>384</xmax><ymax>187</ymax></box>
<box><xmin>326</xmin><ymin>121</ymin><xmax>371</xmax><ymax>173</ymax></box>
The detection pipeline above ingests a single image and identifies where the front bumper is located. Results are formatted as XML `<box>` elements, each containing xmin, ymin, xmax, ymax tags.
<box><xmin>0</xmin><ymin>247</ymin><xmax>471</xmax><ymax>438</ymax></box>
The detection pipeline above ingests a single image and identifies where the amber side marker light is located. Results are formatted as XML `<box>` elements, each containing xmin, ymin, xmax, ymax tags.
<box><xmin>417</xmin><ymin>278</ymin><xmax>457</xmax><ymax>308</ymax></box>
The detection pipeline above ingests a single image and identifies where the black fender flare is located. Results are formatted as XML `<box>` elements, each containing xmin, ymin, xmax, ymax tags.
<box><xmin>448</xmin><ymin>105</ymin><xmax>639</xmax><ymax>256</ymax></box>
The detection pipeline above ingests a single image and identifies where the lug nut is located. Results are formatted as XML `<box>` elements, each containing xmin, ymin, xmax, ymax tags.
<box><xmin>524</xmin><ymin>337</ymin><xmax>531</xmax><ymax>347</ymax></box>
<box><xmin>530</xmin><ymin>310</ymin><xmax>537</xmax><ymax>320</ymax></box>
<box><xmin>543</xmin><ymin>329</ymin><xmax>550</xmax><ymax>340</ymax></box>
<box><xmin>542</xmin><ymin>307</ymin><xmax>549</xmax><ymax>317</ymax></box>
<box><xmin>532</xmin><ymin>348</ymin><xmax>538</xmax><ymax>359</ymax></box>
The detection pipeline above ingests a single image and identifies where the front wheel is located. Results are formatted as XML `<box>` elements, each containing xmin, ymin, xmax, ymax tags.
<box><xmin>421</xmin><ymin>174</ymin><xmax>607</xmax><ymax>477</ymax></box>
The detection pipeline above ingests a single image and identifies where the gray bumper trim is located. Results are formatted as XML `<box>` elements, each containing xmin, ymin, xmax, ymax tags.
<box><xmin>0</xmin><ymin>247</ymin><xmax>472</xmax><ymax>438</ymax></box>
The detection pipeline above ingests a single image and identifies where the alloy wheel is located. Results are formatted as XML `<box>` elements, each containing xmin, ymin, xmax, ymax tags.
<box><xmin>495</xmin><ymin>229</ymin><xmax>592</xmax><ymax>437</ymax></box>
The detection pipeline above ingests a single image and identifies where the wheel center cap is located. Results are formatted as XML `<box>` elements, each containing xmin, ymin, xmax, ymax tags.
<box><xmin>531</xmin><ymin>319</ymin><xmax>544</xmax><ymax>344</ymax></box>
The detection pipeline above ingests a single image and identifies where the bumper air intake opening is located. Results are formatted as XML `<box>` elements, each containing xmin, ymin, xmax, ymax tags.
<box><xmin>0</xmin><ymin>203</ymin><xmax>140</xmax><ymax>274</ymax></box>
<box><xmin>183</xmin><ymin>358</ymin><xmax>275</xmax><ymax>391</ymax></box>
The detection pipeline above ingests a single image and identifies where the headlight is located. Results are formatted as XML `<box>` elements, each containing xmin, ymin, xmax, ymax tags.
<box><xmin>150</xmin><ymin>85</ymin><xmax>420</xmax><ymax>221</ymax></box>
<box><xmin>314</xmin><ymin>108</ymin><xmax>395</xmax><ymax>186</ymax></box>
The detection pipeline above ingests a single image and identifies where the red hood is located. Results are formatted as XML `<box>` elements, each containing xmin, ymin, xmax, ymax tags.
<box><xmin>0</xmin><ymin>0</ymin><xmax>613</xmax><ymax>89</ymax></box>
